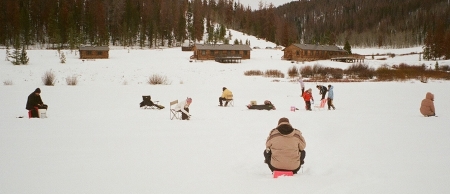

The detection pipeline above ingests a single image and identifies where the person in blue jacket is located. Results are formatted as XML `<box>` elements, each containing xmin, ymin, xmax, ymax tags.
<box><xmin>327</xmin><ymin>85</ymin><xmax>335</xmax><ymax>110</ymax></box>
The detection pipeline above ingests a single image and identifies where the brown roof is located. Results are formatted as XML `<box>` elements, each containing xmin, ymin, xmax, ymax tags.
<box><xmin>290</xmin><ymin>44</ymin><xmax>345</xmax><ymax>52</ymax></box>
<box><xmin>194</xmin><ymin>44</ymin><xmax>252</xmax><ymax>51</ymax></box>
<box><xmin>79</xmin><ymin>46</ymin><xmax>110</xmax><ymax>51</ymax></box>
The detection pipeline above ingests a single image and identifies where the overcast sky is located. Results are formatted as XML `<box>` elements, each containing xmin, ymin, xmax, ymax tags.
<box><xmin>237</xmin><ymin>0</ymin><xmax>295</xmax><ymax>9</ymax></box>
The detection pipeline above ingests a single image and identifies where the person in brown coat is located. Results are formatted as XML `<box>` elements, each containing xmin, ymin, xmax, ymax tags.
<box><xmin>264</xmin><ymin>117</ymin><xmax>306</xmax><ymax>174</ymax></box>
<box><xmin>420</xmin><ymin>92</ymin><xmax>436</xmax><ymax>117</ymax></box>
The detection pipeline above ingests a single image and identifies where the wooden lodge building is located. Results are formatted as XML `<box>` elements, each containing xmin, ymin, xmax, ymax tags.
<box><xmin>282</xmin><ymin>44</ymin><xmax>348</xmax><ymax>62</ymax></box>
<box><xmin>79</xmin><ymin>46</ymin><xmax>109</xmax><ymax>59</ymax></box>
<box><xmin>191</xmin><ymin>44</ymin><xmax>252</xmax><ymax>63</ymax></box>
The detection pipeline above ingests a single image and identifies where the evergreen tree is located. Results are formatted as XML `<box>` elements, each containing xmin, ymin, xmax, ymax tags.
<box><xmin>5</xmin><ymin>47</ymin><xmax>10</xmax><ymax>61</ymax></box>
<box><xmin>344</xmin><ymin>41</ymin><xmax>352</xmax><ymax>54</ymax></box>
<box><xmin>186</xmin><ymin>2</ymin><xmax>194</xmax><ymax>44</ymax></box>
<box><xmin>10</xmin><ymin>48</ymin><xmax>21</xmax><ymax>65</ymax></box>
<box><xmin>20</xmin><ymin>46</ymin><xmax>29</xmax><ymax>65</ymax></box>
<box><xmin>60</xmin><ymin>51</ymin><xmax>66</xmax><ymax>64</ymax></box>
<box><xmin>234</xmin><ymin>38</ymin><xmax>239</xmax><ymax>45</ymax></box>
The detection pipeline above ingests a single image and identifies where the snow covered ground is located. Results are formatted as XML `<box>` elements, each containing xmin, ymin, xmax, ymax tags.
<box><xmin>1</xmin><ymin>30</ymin><xmax>450</xmax><ymax>193</ymax></box>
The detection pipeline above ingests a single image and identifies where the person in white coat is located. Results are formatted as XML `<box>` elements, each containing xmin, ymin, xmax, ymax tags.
<box><xmin>298</xmin><ymin>76</ymin><xmax>305</xmax><ymax>95</ymax></box>
<box><xmin>174</xmin><ymin>97</ymin><xmax>192</xmax><ymax>120</ymax></box>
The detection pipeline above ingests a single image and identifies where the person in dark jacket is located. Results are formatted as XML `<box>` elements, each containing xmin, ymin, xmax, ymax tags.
<box><xmin>264</xmin><ymin>117</ymin><xmax>306</xmax><ymax>174</ymax></box>
<box><xmin>316</xmin><ymin>85</ymin><xmax>328</xmax><ymax>100</ymax></box>
<box><xmin>26</xmin><ymin>88</ymin><xmax>48</xmax><ymax>118</ymax></box>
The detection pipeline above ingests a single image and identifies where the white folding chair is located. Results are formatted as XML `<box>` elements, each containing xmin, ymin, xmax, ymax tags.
<box><xmin>170</xmin><ymin>100</ymin><xmax>181</xmax><ymax>120</ymax></box>
<box><xmin>225</xmin><ymin>94</ymin><xmax>234</xmax><ymax>107</ymax></box>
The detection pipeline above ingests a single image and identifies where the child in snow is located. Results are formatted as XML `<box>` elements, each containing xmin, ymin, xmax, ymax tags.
<box><xmin>264</xmin><ymin>117</ymin><xmax>306</xmax><ymax>174</ymax></box>
<box><xmin>302</xmin><ymin>88</ymin><xmax>314</xmax><ymax>111</ymax></box>
<box><xmin>174</xmin><ymin>97</ymin><xmax>192</xmax><ymax>120</ymax></box>
<box><xmin>420</xmin><ymin>92</ymin><xmax>436</xmax><ymax>117</ymax></box>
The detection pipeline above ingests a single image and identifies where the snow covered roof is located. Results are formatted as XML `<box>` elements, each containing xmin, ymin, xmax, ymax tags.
<box><xmin>79</xmin><ymin>46</ymin><xmax>110</xmax><ymax>51</ymax></box>
<box><xmin>292</xmin><ymin>44</ymin><xmax>344</xmax><ymax>52</ymax></box>
<box><xmin>194</xmin><ymin>44</ymin><xmax>252</xmax><ymax>51</ymax></box>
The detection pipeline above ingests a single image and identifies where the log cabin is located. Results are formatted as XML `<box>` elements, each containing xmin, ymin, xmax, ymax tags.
<box><xmin>79</xmin><ymin>46</ymin><xmax>109</xmax><ymax>59</ymax></box>
<box><xmin>282</xmin><ymin>44</ymin><xmax>347</xmax><ymax>61</ymax></box>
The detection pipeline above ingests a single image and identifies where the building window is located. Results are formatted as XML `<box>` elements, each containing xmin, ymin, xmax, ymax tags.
<box><xmin>296</xmin><ymin>51</ymin><xmax>299</xmax><ymax>56</ymax></box>
<box><xmin>244</xmin><ymin>51</ymin><xmax>247</xmax><ymax>55</ymax></box>
<box><xmin>227</xmin><ymin>50</ymin><xmax>231</xmax><ymax>55</ymax></box>
<box><xmin>87</xmin><ymin>51</ymin><xmax>92</xmax><ymax>55</ymax></box>
<box><xmin>97</xmin><ymin>51</ymin><xmax>102</xmax><ymax>55</ymax></box>
<box><xmin>202</xmin><ymin>50</ymin><xmax>206</xmax><ymax>55</ymax></box>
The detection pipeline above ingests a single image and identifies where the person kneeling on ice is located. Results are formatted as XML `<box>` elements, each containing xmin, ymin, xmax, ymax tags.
<box><xmin>264</xmin><ymin>117</ymin><xmax>306</xmax><ymax>174</ymax></box>
<box><xmin>420</xmin><ymin>92</ymin><xmax>436</xmax><ymax>117</ymax></box>
<box><xmin>219</xmin><ymin>87</ymin><xmax>233</xmax><ymax>106</ymax></box>
<box><xmin>174</xmin><ymin>97</ymin><xmax>192</xmax><ymax>120</ymax></box>
<box><xmin>26</xmin><ymin>88</ymin><xmax>48</xmax><ymax>118</ymax></box>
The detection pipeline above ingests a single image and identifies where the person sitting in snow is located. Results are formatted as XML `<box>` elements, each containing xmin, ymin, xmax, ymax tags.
<box><xmin>316</xmin><ymin>85</ymin><xmax>328</xmax><ymax>100</ymax></box>
<box><xmin>219</xmin><ymin>87</ymin><xmax>233</xmax><ymax>107</ymax></box>
<box><xmin>26</xmin><ymin>88</ymin><xmax>48</xmax><ymax>118</ymax></box>
<box><xmin>174</xmin><ymin>97</ymin><xmax>192</xmax><ymax>120</ymax></box>
<box><xmin>264</xmin><ymin>117</ymin><xmax>306</xmax><ymax>174</ymax></box>
<box><xmin>140</xmin><ymin>96</ymin><xmax>165</xmax><ymax>109</ymax></box>
<box><xmin>420</xmin><ymin>92</ymin><xmax>436</xmax><ymax>117</ymax></box>
<box><xmin>302</xmin><ymin>88</ymin><xmax>314</xmax><ymax>111</ymax></box>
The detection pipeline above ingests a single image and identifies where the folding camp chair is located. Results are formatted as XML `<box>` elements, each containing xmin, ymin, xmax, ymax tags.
<box><xmin>225</xmin><ymin>94</ymin><xmax>234</xmax><ymax>107</ymax></box>
<box><xmin>170</xmin><ymin>100</ymin><xmax>181</xmax><ymax>120</ymax></box>
<box><xmin>314</xmin><ymin>99</ymin><xmax>327</xmax><ymax>110</ymax></box>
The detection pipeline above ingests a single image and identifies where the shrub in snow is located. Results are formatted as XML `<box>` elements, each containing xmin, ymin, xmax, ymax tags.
<box><xmin>3</xmin><ymin>80</ymin><xmax>13</xmax><ymax>85</ymax></box>
<box><xmin>264</xmin><ymin>69</ymin><xmax>284</xmax><ymax>78</ymax></box>
<box><xmin>65</xmin><ymin>75</ymin><xmax>78</xmax><ymax>85</ymax></box>
<box><xmin>244</xmin><ymin>70</ymin><xmax>263</xmax><ymax>76</ymax></box>
<box><xmin>42</xmin><ymin>70</ymin><xmax>56</xmax><ymax>86</ymax></box>
<box><xmin>287</xmin><ymin>65</ymin><xmax>299</xmax><ymax>78</ymax></box>
<box><xmin>147</xmin><ymin>74</ymin><xmax>171</xmax><ymax>85</ymax></box>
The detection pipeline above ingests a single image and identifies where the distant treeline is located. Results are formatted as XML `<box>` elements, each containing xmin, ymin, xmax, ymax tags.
<box><xmin>1</xmin><ymin>0</ymin><xmax>449</xmax><ymax>54</ymax></box>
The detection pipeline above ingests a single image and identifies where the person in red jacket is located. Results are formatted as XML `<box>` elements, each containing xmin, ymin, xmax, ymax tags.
<box><xmin>302</xmin><ymin>88</ymin><xmax>314</xmax><ymax>111</ymax></box>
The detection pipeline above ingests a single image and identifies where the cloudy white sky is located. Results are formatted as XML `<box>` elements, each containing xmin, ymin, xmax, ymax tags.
<box><xmin>237</xmin><ymin>0</ymin><xmax>295</xmax><ymax>9</ymax></box>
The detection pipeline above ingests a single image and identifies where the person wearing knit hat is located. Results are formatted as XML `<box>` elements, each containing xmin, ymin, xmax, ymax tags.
<box><xmin>173</xmin><ymin>97</ymin><xmax>192</xmax><ymax>120</ymax></box>
<box><xmin>26</xmin><ymin>88</ymin><xmax>48</xmax><ymax>118</ymax></box>
<box><xmin>218</xmin><ymin>87</ymin><xmax>233</xmax><ymax>107</ymax></box>
<box><xmin>264</xmin><ymin>117</ymin><xmax>306</xmax><ymax>174</ymax></box>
